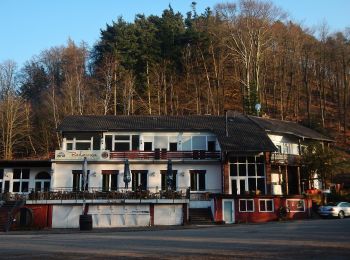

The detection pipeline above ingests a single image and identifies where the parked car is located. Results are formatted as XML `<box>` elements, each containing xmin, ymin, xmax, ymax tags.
<box><xmin>318</xmin><ymin>202</ymin><xmax>350</xmax><ymax>219</ymax></box>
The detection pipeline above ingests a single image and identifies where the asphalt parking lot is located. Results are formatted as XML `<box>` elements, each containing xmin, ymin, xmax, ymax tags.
<box><xmin>0</xmin><ymin>218</ymin><xmax>349</xmax><ymax>259</ymax></box>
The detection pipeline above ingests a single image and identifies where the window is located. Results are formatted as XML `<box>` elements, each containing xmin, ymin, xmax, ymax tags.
<box><xmin>35</xmin><ymin>172</ymin><xmax>51</xmax><ymax>192</ymax></box>
<box><xmin>0</xmin><ymin>169</ymin><xmax>3</xmax><ymax>193</ymax></box>
<box><xmin>104</xmin><ymin>134</ymin><xmax>140</xmax><ymax>152</ymax></box>
<box><xmin>182</xmin><ymin>136</ymin><xmax>191</xmax><ymax>150</ymax></box>
<box><xmin>144</xmin><ymin>142</ymin><xmax>152</xmax><ymax>151</ymax></box>
<box><xmin>239</xmin><ymin>199</ymin><xmax>254</xmax><ymax>212</ymax></box>
<box><xmin>207</xmin><ymin>141</ymin><xmax>216</xmax><ymax>151</ymax></box>
<box><xmin>190</xmin><ymin>170</ymin><xmax>206</xmax><ymax>191</ymax></box>
<box><xmin>66</xmin><ymin>137</ymin><xmax>93</xmax><ymax>150</ymax></box>
<box><xmin>12</xmin><ymin>169</ymin><xmax>30</xmax><ymax>193</ymax></box>
<box><xmin>229</xmin><ymin>156</ymin><xmax>266</xmax><ymax>195</ymax></box>
<box><xmin>160</xmin><ymin>170</ymin><xmax>177</xmax><ymax>190</ymax></box>
<box><xmin>72</xmin><ymin>170</ymin><xmax>89</xmax><ymax>191</ymax></box>
<box><xmin>101</xmin><ymin>170</ymin><xmax>118</xmax><ymax>191</ymax></box>
<box><xmin>105</xmin><ymin>135</ymin><xmax>113</xmax><ymax>151</ymax></box>
<box><xmin>131</xmin><ymin>170</ymin><xmax>148</xmax><ymax>191</ymax></box>
<box><xmin>169</xmin><ymin>142</ymin><xmax>177</xmax><ymax>151</ymax></box>
<box><xmin>114</xmin><ymin>135</ymin><xmax>130</xmax><ymax>151</ymax></box>
<box><xmin>192</xmin><ymin>136</ymin><xmax>206</xmax><ymax>150</ymax></box>
<box><xmin>76</xmin><ymin>142</ymin><xmax>91</xmax><ymax>150</ymax></box>
<box><xmin>259</xmin><ymin>199</ymin><xmax>274</xmax><ymax>212</ymax></box>
<box><xmin>131</xmin><ymin>135</ymin><xmax>140</xmax><ymax>150</ymax></box>
<box><xmin>282</xmin><ymin>143</ymin><xmax>289</xmax><ymax>154</ymax></box>
<box><xmin>230</xmin><ymin>164</ymin><xmax>237</xmax><ymax>176</ymax></box>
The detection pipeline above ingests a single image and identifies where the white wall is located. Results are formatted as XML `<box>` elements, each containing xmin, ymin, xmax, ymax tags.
<box><xmin>268</xmin><ymin>134</ymin><xmax>299</xmax><ymax>155</ymax></box>
<box><xmin>52</xmin><ymin>162</ymin><xmax>222</xmax><ymax>193</ymax></box>
<box><xmin>189</xmin><ymin>201</ymin><xmax>211</xmax><ymax>208</ymax></box>
<box><xmin>51</xmin><ymin>204</ymin><xmax>184</xmax><ymax>228</ymax></box>
<box><xmin>89</xmin><ymin>204</ymin><xmax>150</xmax><ymax>227</ymax></box>
<box><xmin>52</xmin><ymin>205</ymin><xmax>82</xmax><ymax>228</ymax></box>
<box><xmin>154</xmin><ymin>205</ymin><xmax>183</xmax><ymax>225</ymax></box>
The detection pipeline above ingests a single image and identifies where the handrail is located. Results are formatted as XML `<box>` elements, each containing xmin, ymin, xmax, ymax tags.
<box><xmin>109</xmin><ymin>150</ymin><xmax>221</xmax><ymax>160</ymax></box>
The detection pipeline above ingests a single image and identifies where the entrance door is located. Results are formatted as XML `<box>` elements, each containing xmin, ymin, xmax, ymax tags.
<box><xmin>223</xmin><ymin>200</ymin><xmax>235</xmax><ymax>224</ymax></box>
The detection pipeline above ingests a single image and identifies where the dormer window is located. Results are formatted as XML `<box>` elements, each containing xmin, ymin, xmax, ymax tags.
<box><xmin>65</xmin><ymin>137</ymin><xmax>93</xmax><ymax>150</ymax></box>
<box><xmin>115</xmin><ymin>135</ymin><xmax>130</xmax><ymax>151</ymax></box>
<box><xmin>104</xmin><ymin>134</ymin><xmax>140</xmax><ymax>151</ymax></box>
<box><xmin>192</xmin><ymin>136</ymin><xmax>206</xmax><ymax>150</ymax></box>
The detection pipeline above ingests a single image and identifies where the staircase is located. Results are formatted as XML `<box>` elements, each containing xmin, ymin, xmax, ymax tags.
<box><xmin>189</xmin><ymin>208</ymin><xmax>214</xmax><ymax>225</ymax></box>
<box><xmin>0</xmin><ymin>200</ymin><xmax>25</xmax><ymax>232</ymax></box>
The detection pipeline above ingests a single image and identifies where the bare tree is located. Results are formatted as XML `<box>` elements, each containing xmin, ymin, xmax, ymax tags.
<box><xmin>0</xmin><ymin>61</ymin><xmax>31</xmax><ymax>159</ymax></box>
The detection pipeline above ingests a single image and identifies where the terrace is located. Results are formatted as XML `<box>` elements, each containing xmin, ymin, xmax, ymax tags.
<box><xmin>109</xmin><ymin>150</ymin><xmax>221</xmax><ymax>160</ymax></box>
<box><xmin>1</xmin><ymin>188</ymin><xmax>189</xmax><ymax>202</ymax></box>
<box><xmin>270</xmin><ymin>153</ymin><xmax>300</xmax><ymax>165</ymax></box>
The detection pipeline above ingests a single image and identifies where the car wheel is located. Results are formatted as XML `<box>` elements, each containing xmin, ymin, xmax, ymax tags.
<box><xmin>338</xmin><ymin>211</ymin><xmax>345</xmax><ymax>219</ymax></box>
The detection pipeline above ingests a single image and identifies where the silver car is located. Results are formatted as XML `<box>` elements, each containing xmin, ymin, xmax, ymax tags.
<box><xmin>318</xmin><ymin>202</ymin><xmax>350</xmax><ymax>219</ymax></box>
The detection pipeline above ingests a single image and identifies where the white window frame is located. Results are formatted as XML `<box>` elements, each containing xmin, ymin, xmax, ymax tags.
<box><xmin>113</xmin><ymin>135</ymin><xmax>131</xmax><ymax>151</ymax></box>
<box><xmin>102</xmin><ymin>172</ymin><xmax>118</xmax><ymax>191</ymax></box>
<box><xmin>286</xmin><ymin>199</ymin><xmax>305</xmax><ymax>212</ymax></box>
<box><xmin>190</xmin><ymin>170</ymin><xmax>206</xmax><ymax>192</ymax></box>
<box><xmin>66</xmin><ymin>137</ymin><xmax>93</xmax><ymax>150</ymax></box>
<box><xmin>229</xmin><ymin>156</ymin><xmax>266</xmax><ymax>195</ymax></box>
<box><xmin>239</xmin><ymin>199</ymin><xmax>255</xmax><ymax>212</ymax></box>
<box><xmin>12</xmin><ymin>169</ymin><xmax>30</xmax><ymax>193</ymax></box>
<box><xmin>259</xmin><ymin>199</ymin><xmax>274</xmax><ymax>212</ymax></box>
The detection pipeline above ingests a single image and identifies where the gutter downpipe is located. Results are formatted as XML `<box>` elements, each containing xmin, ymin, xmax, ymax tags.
<box><xmin>225</xmin><ymin>110</ymin><xmax>228</xmax><ymax>137</ymax></box>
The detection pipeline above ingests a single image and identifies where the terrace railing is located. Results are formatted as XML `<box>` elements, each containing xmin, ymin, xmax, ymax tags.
<box><xmin>18</xmin><ymin>187</ymin><xmax>191</xmax><ymax>201</ymax></box>
<box><xmin>109</xmin><ymin>150</ymin><xmax>221</xmax><ymax>160</ymax></box>
<box><xmin>271</xmin><ymin>153</ymin><xmax>300</xmax><ymax>165</ymax></box>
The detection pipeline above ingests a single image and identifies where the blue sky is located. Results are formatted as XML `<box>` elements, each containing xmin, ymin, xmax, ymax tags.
<box><xmin>0</xmin><ymin>0</ymin><xmax>349</xmax><ymax>67</ymax></box>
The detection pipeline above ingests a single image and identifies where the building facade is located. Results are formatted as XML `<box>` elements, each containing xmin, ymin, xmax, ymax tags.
<box><xmin>0</xmin><ymin>113</ymin><xmax>331</xmax><ymax>229</ymax></box>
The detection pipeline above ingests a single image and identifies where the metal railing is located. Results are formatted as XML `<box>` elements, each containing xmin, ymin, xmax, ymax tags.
<box><xmin>271</xmin><ymin>153</ymin><xmax>299</xmax><ymax>164</ymax></box>
<box><xmin>109</xmin><ymin>150</ymin><xmax>221</xmax><ymax>160</ymax></box>
<box><xmin>1</xmin><ymin>187</ymin><xmax>221</xmax><ymax>202</ymax></box>
<box><xmin>14</xmin><ymin>187</ymin><xmax>191</xmax><ymax>201</ymax></box>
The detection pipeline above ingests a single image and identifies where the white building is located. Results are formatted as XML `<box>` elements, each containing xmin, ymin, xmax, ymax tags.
<box><xmin>0</xmin><ymin>113</ymin><xmax>332</xmax><ymax>229</ymax></box>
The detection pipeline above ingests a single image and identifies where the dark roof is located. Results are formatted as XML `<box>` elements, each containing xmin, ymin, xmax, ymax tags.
<box><xmin>248</xmin><ymin>116</ymin><xmax>333</xmax><ymax>142</ymax></box>
<box><xmin>0</xmin><ymin>160</ymin><xmax>52</xmax><ymax>168</ymax></box>
<box><xmin>58</xmin><ymin>115</ymin><xmax>277</xmax><ymax>153</ymax></box>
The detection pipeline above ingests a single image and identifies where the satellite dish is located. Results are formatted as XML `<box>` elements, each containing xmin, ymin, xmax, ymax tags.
<box><xmin>255</xmin><ymin>103</ymin><xmax>261</xmax><ymax>112</ymax></box>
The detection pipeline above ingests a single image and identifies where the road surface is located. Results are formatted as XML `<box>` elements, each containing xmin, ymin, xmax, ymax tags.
<box><xmin>0</xmin><ymin>218</ymin><xmax>349</xmax><ymax>259</ymax></box>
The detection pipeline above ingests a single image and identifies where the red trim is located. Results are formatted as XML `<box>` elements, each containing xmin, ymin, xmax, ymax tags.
<box><xmin>101</xmin><ymin>170</ymin><xmax>119</xmax><ymax>175</ymax></box>
<box><xmin>150</xmin><ymin>204</ymin><xmax>154</xmax><ymax>226</ymax></box>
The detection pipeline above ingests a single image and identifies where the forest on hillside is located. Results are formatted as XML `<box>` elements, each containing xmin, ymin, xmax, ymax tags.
<box><xmin>0</xmin><ymin>0</ymin><xmax>349</xmax><ymax>159</ymax></box>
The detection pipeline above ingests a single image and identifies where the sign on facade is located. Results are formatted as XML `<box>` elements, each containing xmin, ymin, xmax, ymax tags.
<box><xmin>55</xmin><ymin>150</ymin><xmax>110</xmax><ymax>161</ymax></box>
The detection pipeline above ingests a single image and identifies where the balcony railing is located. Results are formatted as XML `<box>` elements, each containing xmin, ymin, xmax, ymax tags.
<box><xmin>110</xmin><ymin>150</ymin><xmax>221</xmax><ymax>160</ymax></box>
<box><xmin>1</xmin><ymin>187</ymin><xmax>222</xmax><ymax>202</ymax></box>
<box><xmin>271</xmin><ymin>153</ymin><xmax>300</xmax><ymax>165</ymax></box>
<box><xmin>0</xmin><ymin>187</ymin><xmax>190</xmax><ymax>201</ymax></box>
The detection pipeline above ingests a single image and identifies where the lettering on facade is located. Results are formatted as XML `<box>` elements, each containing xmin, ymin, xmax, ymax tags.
<box><xmin>55</xmin><ymin>150</ymin><xmax>110</xmax><ymax>160</ymax></box>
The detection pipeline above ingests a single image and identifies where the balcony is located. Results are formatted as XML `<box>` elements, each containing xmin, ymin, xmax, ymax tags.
<box><xmin>54</xmin><ymin>150</ymin><xmax>221</xmax><ymax>161</ymax></box>
<box><xmin>110</xmin><ymin>150</ymin><xmax>221</xmax><ymax>161</ymax></box>
<box><xmin>271</xmin><ymin>153</ymin><xmax>300</xmax><ymax>165</ymax></box>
